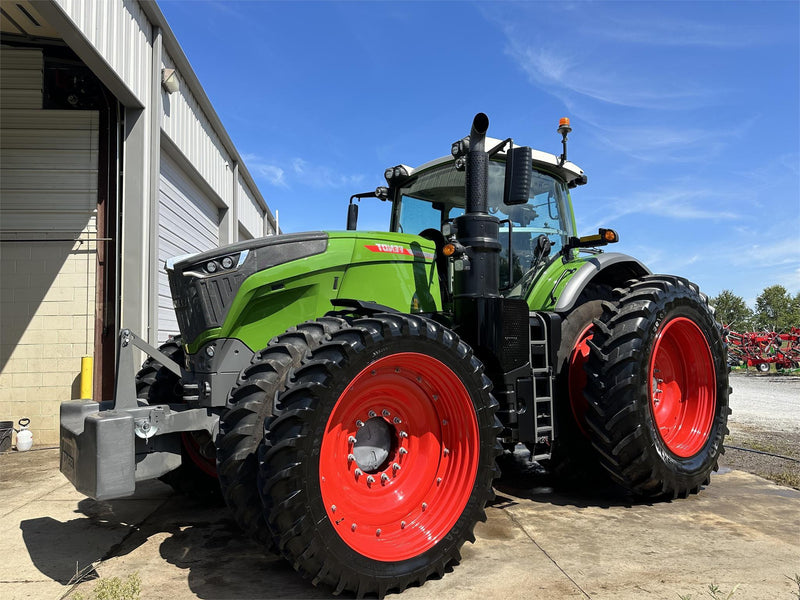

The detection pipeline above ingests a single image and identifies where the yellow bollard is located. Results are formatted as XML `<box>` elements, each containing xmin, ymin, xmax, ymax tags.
<box><xmin>80</xmin><ymin>356</ymin><xmax>93</xmax><ymax>399</ymax></box>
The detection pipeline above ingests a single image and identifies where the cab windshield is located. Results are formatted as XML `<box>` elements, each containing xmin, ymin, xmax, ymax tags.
<box><xmin>392</xmin><ymin>160</ymin><xmax>574</xmax><ymax>290</ymax></box>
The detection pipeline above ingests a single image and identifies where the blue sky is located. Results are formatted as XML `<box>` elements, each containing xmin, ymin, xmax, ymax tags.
<box><xmin>159</xmin><ymin>0</ymin><xmax>799</xmax><ymax>306</ymax></box>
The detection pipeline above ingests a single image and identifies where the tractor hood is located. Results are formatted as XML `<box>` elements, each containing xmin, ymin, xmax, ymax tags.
<box><xmin>166</xmin><ymin>232</ymin><xmax>329</xmax><ymax>348</ymax></box>
<box><xmin>166</xmin><ymin>231</ymin><xmax>440</xmax><ymax>353</ymax></box>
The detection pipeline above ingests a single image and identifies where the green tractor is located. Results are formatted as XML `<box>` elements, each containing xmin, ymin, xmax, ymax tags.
<box><xmin>60</xmin><ymin>113</ymin><xmax>729</xmax><ymax>597</ymax></box>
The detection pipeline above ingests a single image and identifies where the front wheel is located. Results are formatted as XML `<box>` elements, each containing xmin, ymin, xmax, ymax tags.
<box><xmin>259</xmin><ymin>314</ymin><xmax>500</xmax><ymax>597</ymax></box>
<box><xmin>584</xmin><ymin>276</ymin><xmax>730</xmax><ymax>498</ymax></box>
<box><xmin>136</xmin><ymin>339</ymin><xmax>221</xmax><ymax>501</ymax></box>
<box><xmin>757</xmin><ymin>362</ymin><xmax>770</xmax><ymax>373</ymax></box>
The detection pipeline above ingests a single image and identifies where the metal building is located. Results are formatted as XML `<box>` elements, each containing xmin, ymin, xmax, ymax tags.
<box><xmin>0</xmin><ymin>0</ymin><xmax>276</xmax><ymax>445</ymax></box>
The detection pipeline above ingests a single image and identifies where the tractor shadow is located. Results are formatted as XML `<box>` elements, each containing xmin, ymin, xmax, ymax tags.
<box><xmin>492</xmin><ymin>447</ymin><xmax>663</xmax><ymax>510</ymax></box>
<box><xmin>19</xmin><ymin>481</ymin><xmax>334</xmax><ymax>599</ymax></box>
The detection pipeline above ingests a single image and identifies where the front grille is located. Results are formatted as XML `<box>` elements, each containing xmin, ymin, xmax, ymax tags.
<box><xmin>168</xmin><ymin>270</ymin><xmax>247</xmax><ymax>344</ymax></box>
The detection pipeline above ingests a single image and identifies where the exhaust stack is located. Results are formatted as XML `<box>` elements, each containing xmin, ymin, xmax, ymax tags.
<box><xmin>453</xmin><ymin>113</ymin><xmax>501</xmax><ymax>302</ymax></box>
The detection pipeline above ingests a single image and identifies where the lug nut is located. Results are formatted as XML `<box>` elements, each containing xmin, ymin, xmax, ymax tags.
<box><xmin>437</xmin><ymin>477</ymin><xmax>442</xmax><ymax>485</ymax></box>
<box><xmin>382</xmin><ymin>409</ymin><xmax>391</xmax><ymax>417</ymax></box>
<box><xmin>399</xmin><ymin>447</ymin><xmax>408</xmax><ymax>456</ymax></box>
<box><xmin>422</xmin><ymin>502</ymin><xmax>428</xmax><ymax>511</ymax></box>
<box><xmin>347</xmin><ymin>453</ymin><xmax>356</xmax><ymax>463</ymax></box>
<box><xmin>331</xmin><ymin>505</ymin><xmax>336</xmax><ymax>512</ymax></box>
<box><xmin>366</xmin><ymin>475</ymin><xmax>375</xmax><ymax>485</ymax></box>
<box><xmin>354</xmin><ymin>468</ymin><xmax>363</xmax><ymax>478</ymax></box>
<box><xmin>393</xmin><ymin>417</ymin><xmax>402</xmax><ymax>424</ymax></box>
<box><xmin>356</xmin><ymin>420</ymin><xmax>364</xmax><ymax>428</ymax></box>
<box><xmin>392</xmin><ymin>462</ymin><xmax>401</xmax><ymax>471</ymax></box>
<box><xmin>352</xmin><ymin>523</ymin><xmax>357</xmax><ymax>531</ymax></box>
<box><xmin>401</xmin><ymin>520</ymin><xmax>406</xmax><ymax>529</ymax></box>
<box><xmin>399</xmin><ymin>431</ymin><xmax>408</xmax><ymax>438</ymax></box>
<box><xmin>381</xmin><ymin>473</ymin><xmax>389</xmax><ymax>483</ymax></box>
<box><xmin>368</xmin><ymin>410</ymin><xmax>376</xmax><ymax>418</ymax></box>
<box><xmin>443</xmin><ymin>448</ymin><xmax>450</xmax><ymax>456</ymax></box>
<box><xmin>376</xmin><ymin>529</ymin><xmax>381</xmax><ymax>537</ymax></box>
<box><xmin>348</xmin><ymin>436</ymin><xmax>357</xmax><ymax>444</ymax></box>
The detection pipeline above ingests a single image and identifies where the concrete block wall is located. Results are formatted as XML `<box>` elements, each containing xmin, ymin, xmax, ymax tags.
<box><xmin>0</xmin><ymin>228</ymin><xmax>96</xmax><ymax>447</ymax></box>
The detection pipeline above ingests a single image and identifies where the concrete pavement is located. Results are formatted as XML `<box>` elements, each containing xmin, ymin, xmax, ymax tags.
<box><xmin>1</xmin><ymin>448</ymin><xmax>798</xmax><ymax>600</ymax></box>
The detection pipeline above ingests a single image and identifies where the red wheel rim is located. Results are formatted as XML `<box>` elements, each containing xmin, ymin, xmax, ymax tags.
<box><xmin>568</xmin><ymin>324</ymin><xmax>593</xmax><ymax>437</ymax></box>
<box><xmin>319</xmin><ymin>352</ymin><xmax>479</xmax><ymax>561</ymax></box>
<box><xmin>182</xmin><ymin>432</ymin><xmax>218</xmax><ymax>478</ymax></box>
<box><xmin>649</xmin><ymin>317</ymin><xmax>716</xmax><ymax>457</ymax></box>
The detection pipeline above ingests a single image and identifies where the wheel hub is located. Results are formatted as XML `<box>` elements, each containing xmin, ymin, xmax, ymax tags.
<box><xmin>352</xmin><ymin>416</ymin><xmax>395</xmax><ymax>473</ymax></box>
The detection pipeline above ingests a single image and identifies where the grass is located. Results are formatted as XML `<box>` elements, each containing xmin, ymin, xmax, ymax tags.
<box><xmin>678</xmin><ymin>583</ymin><xmax>740</xmax><ymax>599</ymax></box>
<box><xmin>771</xmin><ymin>470</ymin><xmax>800</xmax><ymax>489</ymax></box>
<box><xmin>789</xmin><ymin>574</ymin><xmax>800</xmax><ymax>599</ymax></box>
<box><xmin>71</xmin><ymin>573</ymin><xmax>141</xmax><ymax>600</ymax></box>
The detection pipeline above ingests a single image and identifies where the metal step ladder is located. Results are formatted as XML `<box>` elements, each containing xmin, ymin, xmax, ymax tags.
<box><xmin>529</xmin><ymin>312</ymin><xmax>554</xmax><ymax>460</ymax></box>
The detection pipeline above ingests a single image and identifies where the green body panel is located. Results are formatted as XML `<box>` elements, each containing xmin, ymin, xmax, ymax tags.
<box><xmin>524</xmin><ymin>251</ymin><xmax>589</xmax><ymax>312</ymax></box>
<box><xmin>186</xmin><ymin>232</ymin><xmax>440</xmax><ymax>355</ymax></box>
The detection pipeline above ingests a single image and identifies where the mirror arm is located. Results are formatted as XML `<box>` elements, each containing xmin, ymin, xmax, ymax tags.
<box><xmin>488</xmin><ymin>138</ymin><xmax>514</xmax><ymax>158</ymax></box>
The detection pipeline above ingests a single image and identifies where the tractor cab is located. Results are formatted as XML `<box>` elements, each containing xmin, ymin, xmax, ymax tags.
<box><xmin>385</xmin><ymin>146</ymin><xmax>584</xmax><ymax>291</ymax></box>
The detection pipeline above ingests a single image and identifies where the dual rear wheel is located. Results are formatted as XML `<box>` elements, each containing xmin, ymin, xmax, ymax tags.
<box><xmin>557</xmin><ymin>275</ymin><xmax>730</xmax><ymax>497</ymax></box>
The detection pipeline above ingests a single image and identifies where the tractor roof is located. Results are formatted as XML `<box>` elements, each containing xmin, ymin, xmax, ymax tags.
<box><xmin>401</xmin><ymin>136</ymin><xmax>586</xmax><ymax>186</ymax></box>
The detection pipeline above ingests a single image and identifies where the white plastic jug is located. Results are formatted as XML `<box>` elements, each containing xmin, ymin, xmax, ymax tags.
<box><xmin>16</xmin><ymin>418</ymin><xmax>32</xmax><ymax>452</ymax></box>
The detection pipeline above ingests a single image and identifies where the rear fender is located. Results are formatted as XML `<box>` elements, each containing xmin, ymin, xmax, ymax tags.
<box><xmin>553</xmin><ymin>252</ymin><xmax>651</xmax><ymax>313</ymax></box>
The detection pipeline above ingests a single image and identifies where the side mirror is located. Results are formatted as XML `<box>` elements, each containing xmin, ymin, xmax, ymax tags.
<box><xmin>504</xmin><ymin>146</ymin><xmax>532</xmax><ymax>206</ymax></box>
<box><xmin>346</xmin><ymin>202</ymin><xmax>359</xmax><ymax>230</ymax></box>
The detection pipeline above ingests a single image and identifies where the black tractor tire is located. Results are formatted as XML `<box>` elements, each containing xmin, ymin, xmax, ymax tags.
<box><xmin>136</xmin><ymin>339</ymin><xmax>222</xmax><ymax>503</ymax></box>
<box><xmin>544</xmin><ymin>286</ymin><xmax>612</xmax><ymax>486</ymax></box>
<box><xmin>584</xmin><ymin>275</ymin><xmax>730</xmax><ymax>498</ymax></box>
<box><xmin>215</xmin><ymin>317</ymin><xmax>347</xmax><ymax>549</ymax></box>
<box><xmin>259</xmin><ymin>313</ymin><xmax>501</xmax><ymax>598</ymax></box>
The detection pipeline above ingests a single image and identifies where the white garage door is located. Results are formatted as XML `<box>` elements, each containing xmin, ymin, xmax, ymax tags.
<box><xmin>158</xmin><ymin>151</ymin><xmax>220</xmax><ymax>342</ymax></box>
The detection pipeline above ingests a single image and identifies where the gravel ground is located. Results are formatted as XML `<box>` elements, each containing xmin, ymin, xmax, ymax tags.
<box><xmin>721</xmin><ymin>372</ymin><xmax>800</xmax><ymax>489</ymax></box>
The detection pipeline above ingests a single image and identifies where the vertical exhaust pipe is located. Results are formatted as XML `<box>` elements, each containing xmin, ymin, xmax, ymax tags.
<box><xmin>465</xmin><ymin>113</ymin><xmax>489</xmax><ymax>215</ymax></box>
<box><xmin>453</xmin><ymin>113</ymin><xmax>503</xmax><ymax>366</ymax></box>
<box><xmin>454</xmin><ymin>113</ymin><xmax>501</xmax><ymax>302</ymax></box>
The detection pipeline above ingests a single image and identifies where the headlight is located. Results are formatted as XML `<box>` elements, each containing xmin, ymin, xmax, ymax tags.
<box><xmin>179</xmin><ymin>250</ymin><xmax>249</xmax><ymax>278</ymax></box>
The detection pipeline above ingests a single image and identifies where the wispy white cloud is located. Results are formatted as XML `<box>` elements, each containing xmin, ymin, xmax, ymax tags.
<box><xmin>581</xmin><ymin>187</ymin><xmax>742</xmax><ymax>232</ymax></box>
<box><xmin>505</xmin><ymin>37</ymin><xmax>719</xmax><ymax>111</ymax></box>
<box><xmin>241</xmin><ymin>153</ymin><xmax>365</xmax><ymax>190</ymax></box>
<box><xmin>588</xmin><ymin>16</ymin><xmax>765</xmax><ymax>48</ymax></box>
<box><xmin>586</xmin><ymin>115</ymin><xmax>759</xmax><ymax>163</ymax></box>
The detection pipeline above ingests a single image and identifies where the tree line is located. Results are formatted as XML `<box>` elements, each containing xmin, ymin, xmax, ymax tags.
<box><xmin>711</xmin><ymin>285</ymin><xmax>800</xmax><ymax>331</ymax></box>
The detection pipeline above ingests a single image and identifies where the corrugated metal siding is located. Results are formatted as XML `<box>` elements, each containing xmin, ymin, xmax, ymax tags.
<box><xmin>0</xmin><ymin>47</ymin><xmax>42</xmax><ymax>109</ymax></box>
<box><xmin>54</xmin><ymin>0</ymin><xmax>152</xmax><ymax>105</ymax></box>
<box><xmin>237</xmin><ymin>173</ymin><xmax>264</xmax><ymax>239</ymax></box>
<box><xmin>158</xmin><ymin>151</ymin><xmax>221</xmax><ymax>342</ymax></box>
<box><xmin>0</xmin><ymin>109</ymin><xmax>99</xmax><ymax>231</ymax></box>
<box><xmin>160</xmin><ymin>51</ymin><xmax>232</xmax><ymax>207</ymax></box>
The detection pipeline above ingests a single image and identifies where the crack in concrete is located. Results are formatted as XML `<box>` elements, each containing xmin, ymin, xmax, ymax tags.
<box><xmin>504</xmin><ymin>510</ymin><xmax>592</xmax><ymax>599</ymax></box>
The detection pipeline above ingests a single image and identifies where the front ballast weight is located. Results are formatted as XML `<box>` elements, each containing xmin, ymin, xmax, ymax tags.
<box><xmin>59</xmin><ymin>329</ymin><xmax>218</xmax><ymax>500</ymax></box>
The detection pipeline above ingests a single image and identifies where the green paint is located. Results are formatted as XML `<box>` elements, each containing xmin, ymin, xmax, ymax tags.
<box><xmin>185</xmin><ymin>232</ymin><xmax>440</xmax><ymax>354</ymax></box>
